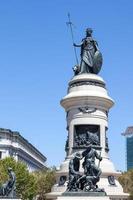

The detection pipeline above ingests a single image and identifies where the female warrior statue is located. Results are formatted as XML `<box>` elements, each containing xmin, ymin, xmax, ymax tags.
<box><xmin>74</xmin><ymin>28</ymin><xmax>103</xmax><ymax>75</ymax></box>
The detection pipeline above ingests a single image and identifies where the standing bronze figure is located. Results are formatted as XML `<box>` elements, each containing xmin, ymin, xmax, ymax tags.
<box><xmin>73</xmin><ymin>28</ymin><xmax>103</xmax><ymax>75</ymax></box>
<box><xmin>0</xmin><ymin>167</ymin><xmax>16</xmax><ymax>198</ymax></box>
<box><xmin>67</xmin><ymin>153</ymin><xmax>81</xmax><ymax>191</ymax></box>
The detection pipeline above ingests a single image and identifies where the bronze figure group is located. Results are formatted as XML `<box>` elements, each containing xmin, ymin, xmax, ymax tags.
<box><xmin>67</xmin><ymin>144</ymin><xmax>104</xmax><ymax>193</ymax></box>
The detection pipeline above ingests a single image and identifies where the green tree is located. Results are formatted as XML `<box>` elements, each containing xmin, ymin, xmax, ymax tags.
<box><xmin>34</xmin><ymin>167</ymin><xmax>56</xmax><ymax>200</ymax></box>
<box><xmin>0</xmin><ymin>157</ymin><xmax>37</xmax><ymax>200</ymax></box>
<box><xmin>119</xmin><ymin>170</ymin><xmax>133</xmax><ymax>199</ymax></box>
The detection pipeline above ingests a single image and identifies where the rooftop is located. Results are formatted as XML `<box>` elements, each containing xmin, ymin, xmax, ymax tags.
<box><xmin>122</xmin><ymin>126</ymin><xmax>133</xmax><ymax>137</ymax></box>
<box><xmin>0</xmin><ymin>128</ymin><xmax>47</xmax><ymax>162</ymax></box>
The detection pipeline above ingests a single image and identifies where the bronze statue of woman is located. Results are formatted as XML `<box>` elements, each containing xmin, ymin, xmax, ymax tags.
<box><xmin>74</xmin><ymin>28</ymin><xmax>103</xmax><ymax>75</ymax></box>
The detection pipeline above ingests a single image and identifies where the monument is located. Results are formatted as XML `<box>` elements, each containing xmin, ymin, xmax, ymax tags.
<box><xmin>46</xmin><ymin>27</ymin><xmax>128</xmax><ymax>200</ymax></box>
<box><xmin>0</xmin><ymin>167</ymin><xmax>21</xmax><ymax>200</ymax></box>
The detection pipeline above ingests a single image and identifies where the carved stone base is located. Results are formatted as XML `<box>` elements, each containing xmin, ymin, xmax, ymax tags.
<box><xmin>63</xmin><ymin>191</ymin><xmax>106</xmax><ymax>196</ymax></box>
<box><xmin>0</xmin><ymin>199</ymin><xmax>21</xmax><ymax>200</ymax></box>
<box><xmin>47</xmin><ymin>74</ymin><xmax>129</xmax><ymax>200</ymax></box>
<box><xmin>57</xmin><ymin>195</ymin><xmax>110</xmax><ymax>200</ymax></box>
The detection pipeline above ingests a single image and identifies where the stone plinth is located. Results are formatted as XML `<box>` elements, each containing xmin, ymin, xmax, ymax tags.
<box><xmin>46</xmin><ymin>74</ymin><xmax>129</xmax><ymax>200</ymax></box>
<box><xmin>0</xmin><ymin>199</ymin><xmax>21</xmax><ymax>200</ymax></box>
<box><xmin>63</xmin><ymin>191</ymin><xmax>106</xmax><ymax>196</ymax></box>
<box><xmin>57</xmin><ymin>192</ymin><xmax>110</xmax><ymax>200</ymax></box>
<box><xmin>57</xmin><ymin>196</ymin><xmax>110</xmax><ymax>200</ymax></box>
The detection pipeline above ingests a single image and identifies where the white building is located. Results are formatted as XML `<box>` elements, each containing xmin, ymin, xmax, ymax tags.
<box><xmin>0</xmin><ymin>128</ymin><xmax>47</xmax><ymax>172</ymax></box>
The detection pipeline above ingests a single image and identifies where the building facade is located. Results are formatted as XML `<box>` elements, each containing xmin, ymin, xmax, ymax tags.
<box><xmin>122</xmin><ymin>126</ymin><xmax>133</xmax><ymax>171</ymax></box>
<box><xmin>0</xmin><ymin>128</ymin><xmax>47</xmax><ymax>172</ymax></box>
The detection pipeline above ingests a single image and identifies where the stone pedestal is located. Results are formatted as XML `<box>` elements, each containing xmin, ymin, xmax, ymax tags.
<box><xmin>46</xmin><ymin>74</ymin><xmax>128</xmax><ymax>200</ymax></box>
<box><xmin>57</xmin><ymin>192</ymin><xmax>110</xmax><ymax>200</ymax></box>
<box><xmin>57</xmin><ymin>196</ymin><xmax>110</xmax><ymax>200</ymax></box>
<box><xmin>0</xmin><ymin>199</ymin><xmax>21</xmax><ymax>200</ymax></box>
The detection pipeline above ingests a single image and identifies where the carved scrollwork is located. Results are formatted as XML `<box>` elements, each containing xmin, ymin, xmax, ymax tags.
<box><xmin>78</xmin><ymin>107</ymin><xmax>97</xmax><ymax>114</ymax></box>
<box><xmin>108</xmin><ymin>175</ymin><xmax>116</xmax><ymax>186</ymax></box>
<box><xmin>59</xmin><ymin>176</ymin><xmax>67</xmax><ymax>186</ymax></box>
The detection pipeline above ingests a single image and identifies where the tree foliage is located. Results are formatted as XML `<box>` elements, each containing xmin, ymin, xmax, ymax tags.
<box><xmin>0</xmin><ymin>157</ymin><xmax>56</xmax><ymax>200</ymax></box>
<box><xmin>119</xmin><ymin>170</ymin><xmax>133</xmax><ymax>199</ymax></box>
<box><xmin>34</xmin><ymin>167</ymin><xmax>56</xmax><ymax>200</ymax></box>
<box><xmin>0</xmin><ymin>157</ymin><xmax>37</xmax><ymax>200</ymax></box>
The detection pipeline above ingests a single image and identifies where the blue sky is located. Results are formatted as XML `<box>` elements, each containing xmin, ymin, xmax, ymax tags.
<box><xmin>0</xmin><ymin>0</ymin><xmax>133</xmax><ymax>171</ymax></box>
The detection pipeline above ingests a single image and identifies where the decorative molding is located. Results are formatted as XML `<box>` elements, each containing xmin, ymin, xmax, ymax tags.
<box><xmin>0</xmin><ymin>128</ymin><xmax>46</xmax><ymax>161</ymax></box>
<box><xmin>108</xmin><ymin>175</ymin><xmax>116</xmax><ymax>186</ymax></box>
<box><xmin>69</xmin><ymin>80</ymin><xmax>106</xmax><ymax>89</ymax></box>
<box><xmin>78</xmin><ymin>107</ymin><xmax>97</xmax><ymax>114</ymax></box>
<box><xmin>58</xmin><ymin>176</ymin><xmax>67</xmax><ymax>186</ymax></box>
<box><xmin>0</xmin><ymin>144</ymin><xmax>46</xmax><ymax>169</ymax></box>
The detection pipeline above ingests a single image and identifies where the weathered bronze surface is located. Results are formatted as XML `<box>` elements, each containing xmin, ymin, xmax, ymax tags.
<box><xmin>0</xmin><ymin>167</ymin><xmax>16</xmax><ymax>198</ymax></box>
<box><xmin>73</xmin><ymin>28</ymin><xmax>103</xmax><ymax>75</ymax></box>
<box><xmin>66</xmin><ymin>136</ymin><xmax>104</xmax><ymax>193</ymax></box>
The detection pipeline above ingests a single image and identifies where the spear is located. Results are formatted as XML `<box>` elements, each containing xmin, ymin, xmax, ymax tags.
<box><xmin>66</xmin><ymin>13</ymin><xmax>79</xmax><ymax>66</ymax></box>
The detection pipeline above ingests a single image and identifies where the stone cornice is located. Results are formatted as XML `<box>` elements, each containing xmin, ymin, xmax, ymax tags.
<box><xmin>0</xmin><ymin>128</ymin><xmax>46</xmax><ymax>162</ymax></box>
